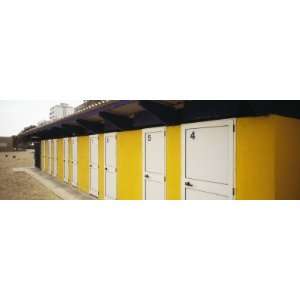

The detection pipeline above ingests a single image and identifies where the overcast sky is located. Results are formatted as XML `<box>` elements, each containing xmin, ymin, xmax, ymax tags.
<box><xmin>0</xmin><ymin>100</ymin><xmax>83</xmax><ymax>136</ymax></box>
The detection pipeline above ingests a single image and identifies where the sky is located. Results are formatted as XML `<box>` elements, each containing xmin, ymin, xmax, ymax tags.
<box><xmin>0</xmin><ymin>100</ymin><xmax>83</xmax><ymax>136</ymax></box>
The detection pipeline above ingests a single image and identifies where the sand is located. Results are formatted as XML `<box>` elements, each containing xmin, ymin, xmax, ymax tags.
<box><xmin>0</xmin><ymin>151</ymin><xmax>59</xmax><ymax>200</ymax></box>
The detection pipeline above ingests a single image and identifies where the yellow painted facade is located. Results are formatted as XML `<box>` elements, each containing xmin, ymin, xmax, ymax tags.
<box><xmin>77</xmin><ymin>136</ymin><xmax>89</xmax><ymax>194</ymax></box>
<box><xmin>39</xmin><ymin>114</ymin><xmax>300</xmax><ymax>200</ymax></box>
<box><xmin>236</xmin><ymin>115</ymin><xmax>300</xmax><ymax>200</ymax></box>
<box><xmin>166</xmin><ymin>126</ymin><xmax>181</xmax><ymax>200</ymax></box>
<box><xmin>117</xmin><ymin>130</ymin><xmax>143</xmax><ymax>200</ymax></box>
<box><xmin>236</xmin><ymin>116</ymin><xmax>276</xmax><ymax>200</ymax></box>
<box><xmin>275</xmin><ymin>115</ymin><xmax>300</xmax><ymax>199</ymax></box>
<box><xmin>98</xmin><ymin>134</ymin><xmax>105</xmax><ymax>200</ymax></box>
<box><xmin>57</xmin><ymin>139</ymin><xmax>64</xmax><ymax>181</ymax></box>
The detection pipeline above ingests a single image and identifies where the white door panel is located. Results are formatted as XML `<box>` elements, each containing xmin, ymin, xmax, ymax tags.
<box><xmin>143</xmin><ymin>127</ymin><xmax>166</xmax><ymax>200</ymax></box>
<box><xmin>89</xmin><ymin>135</ymin><xmax>99</xmax><ymax>197</ymax></box>
<box><xmin>182</xmin><ymin>119</ymin><xmax>235</xmax><ymax>200</ymax></box>
<box><xmin>90</xmin><ymin>168</ymin><xmax>98</xmax><ymax>195</ymax></box>
<box><xmin>105</xmin><ymin>135</ymin><xmax>116</xmax><ymax>169</ymax></box>
<box><xmin>105</xmin><ymin>171</ymin><xmax>116</xmax><ymax>199</ymax></box>
<box><xmin>185</xmin><ymin>188</ymin><xmax>229</xmax><ymax>200</ymax></box>
<box><xmin>145</xmin><ymin>179</ymin><xmax>165</xmax><ymax>200</ymax></box>
<box><xmin>104</xmin><ymin>133</ymin><xmax>117</xmax><ymax>200</ymax></box>
<box><xmin>64</xmin><ymin>138</ymin><xmax>69</xmax><ymax>183</ymax></box>
<box><xmin>186</xmin><ymin>126</ymin><xmax>229</xmax><ymax>184</ymax></box>
<box><xmin>145</xmin><ymin>131</ymin><xmax>165</xmax><ymax>174</ymax></box>
<box><xmin>72</xmin><ymin>137</ymin><xmax>78</xmax><ymax>187</ymax></box>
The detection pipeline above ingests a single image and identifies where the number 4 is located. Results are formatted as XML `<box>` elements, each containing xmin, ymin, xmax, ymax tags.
<box><xmin>190</xmin><ymin>131</ymin><xmax>196</xmax><ymax>140</ymax></box>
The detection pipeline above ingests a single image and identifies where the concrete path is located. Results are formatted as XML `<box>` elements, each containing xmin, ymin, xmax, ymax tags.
<box><xmin>13</xmin><ymin>167</ymin><xmax>96</xmax><ymax>200</ymax></box>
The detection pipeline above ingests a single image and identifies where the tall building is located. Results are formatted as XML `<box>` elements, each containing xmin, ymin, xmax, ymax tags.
<box><xmin>50</xmin><ymin>103</ymin><xmax>75</xmax><ymax>120</ymax></box>
<box><xmin>37</xmin><ymin>120</ymin><xmax>49</xmax><ymax>127</ymax></box>
<box><xmin>75</xmin><ymin>100</ymin><xmax>108</xmax><ymax>113</ymax></box>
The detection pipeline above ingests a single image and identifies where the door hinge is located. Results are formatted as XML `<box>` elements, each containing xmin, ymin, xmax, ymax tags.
<box><xmin>233</xmin><ymin>124</ymin><xmax>235</xmax><ymax>132</ymax></box>
<box><xmin>232</xmin><ymin>188</ymin><xmax>235</xmax><ymax>196</ymax></box>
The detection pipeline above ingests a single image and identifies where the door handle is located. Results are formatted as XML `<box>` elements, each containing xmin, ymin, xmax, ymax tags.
<box><xmin>145</xmin><ymin>174</ymin><xmax>149</xmax><ymax>178</ymax></box>
<box><xmin>105</xmin><ymin>167</ymin><xmax>108</xmax><ymax>171</ymax></box>
<box><xmin>185</xmin><ymin>182</ymin><xmax>193</xmax><ymax>187</ymax></box>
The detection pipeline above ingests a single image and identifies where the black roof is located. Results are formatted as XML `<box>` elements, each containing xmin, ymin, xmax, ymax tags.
<box><xmin>19</xmin><ymin>100</ymin><xmax>300</xmax><ymax>140</ymax></box>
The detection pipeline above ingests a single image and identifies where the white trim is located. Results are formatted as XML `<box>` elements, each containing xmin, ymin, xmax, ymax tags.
<box><xmin>181</xmin><ymin>118</ymin><xmax>236</xmax><ymax>200</ymax></box>
<box><xmin>103</xmin><ymin>132</ymin><xmax>117</xmax><ymax>200</ymax></box>
<box><xmin>233</xmin><ymin>120</ymin><xmax>237</xmax><ymax>200</ymax></box>
<box><xmin>142</xmin><ymin>126</ymin><xmax>166</xmax><ymax>200</ymax></box>
<box><xmin>63</xmin><ymin>138</ymin><xmax>69</xmax><ymax>183</ymax></box>
<box><xmin>72</xmin><ymin>136</ymin><xmax>78</xmax><ymax>187</ymax></box>
<box><xmin>89</xmin><ymin>134</ymin><xmax>99</xmax><ymax>197</ymax></box>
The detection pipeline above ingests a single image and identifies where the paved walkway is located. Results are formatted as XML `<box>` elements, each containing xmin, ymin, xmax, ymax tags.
<box><xmin>13</xmin><ymin>168</ymin><xmax>95</xmax><ymax>200</ymax></box>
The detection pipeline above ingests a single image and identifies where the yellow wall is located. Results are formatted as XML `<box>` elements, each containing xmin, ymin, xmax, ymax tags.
<box><xmin>68</xmin><ymin>138</ymin><xmax>73</xmax><ymax>184</ymax></box>
<box><xmin>236</xmin><ymin>115</ymin><xmax>300</xmax><ymax>200</ymax></box>
<box><xmin>166</xmin><ymin>126</ymin><xmax>181</xmax><ymax>200</ymax></box>
<box><xmin>117</xmin><ymin>130</ymin><xmax>143</xmax><ymax>200</ymax></box>
<box><xmin>98</xmin><ymin>134</ymin><xmax>105</xmax><ymax>200</ymax></box>
<box><xmin>275</xmin><ymin>116</ymin><xmax>300</xmax><ymax>199</ymax></box>
<box><xmin>78</xmin><ymin>136</ymin><xmax>89</xmax><ymax>194</ymax></box>
<box><xmin>236</xmin><ymin>116</ymin><xmax>276</xmax><ymax>200</ymax></box>
<box><xmin>57</xmin><ymin>139</ymin><xmax>64</xmax><ymax>181</ymax></box>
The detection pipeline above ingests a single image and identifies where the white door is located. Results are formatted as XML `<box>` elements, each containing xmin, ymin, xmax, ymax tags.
<box><xmin>104</xmin><ymin>133</ymin><xmax>117</xmax><ymax>200</ymax></box>
<box><xmin>182</xmin><ymin>119</ymin><xmax>235</xmax><ymax>200</ymax></box>
<box><xmin>143</xmin><ymin>127</ymin><xmax>166</xmax><ymax>200</ymax></box>
<box><xmin>64</xmin><ymin>138</ymin><xmax>69</xmax><ymax>183</ymax></box>
<box><xmin>48</xmin><ymin>140</ymin><xmax>52</xmax><ymax>175</ymax></box>
<box><xmin>53</xmin><ymin>139</ymin><xmax>57</xmax><ymax>177</ymax></box>
<box><xmin>89</xmin><ymin>135</ymin><xmax>99</xmax><ymax>197</ymax></box>
<box><xmin>72</xmin><ymin>137</ymin><xmax>78</xmax><ymax>187</ymax></box>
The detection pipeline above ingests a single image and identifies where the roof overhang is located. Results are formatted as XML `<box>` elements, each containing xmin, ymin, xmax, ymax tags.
<box><xmin>18</xmin><ymin>100</ymin><xmax>300</xmax><ymax>140</ymax></box>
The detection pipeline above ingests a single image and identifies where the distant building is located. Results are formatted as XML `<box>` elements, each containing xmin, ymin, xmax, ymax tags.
<box><xmin>0</xmin><ymin>136</ymin><xmax>14</xmax><ymax>152</ymax></box>
<box><xmin>75</xmin><ymin>100</ymin><xmax>107</xmax><ymax>113</ymax></box>
<box><xmin>50</xmin><ymin>103</ymin><xmax>74</xmax><ymax>120</ymax></box>
<box><xmin>37</xmin><ymin>120</ymin><xmax>49</xmax><ymax>127</ymax></box>
<box><xmin>20</xmin><ymin>125</ymin><xmax>37</xmax><ymax>134</ymax></box>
